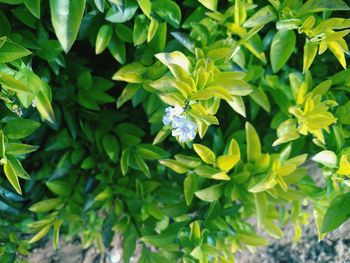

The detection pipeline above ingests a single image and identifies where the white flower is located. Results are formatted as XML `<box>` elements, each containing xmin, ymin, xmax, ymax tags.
<box><xmin>12</xmin><ymin>105</ymin><xmax>23</xmax><ymax>117</ymax></box>
<box><xmin>172</xmin><ymin>116</ymin><xmax>197</xmax><ymax>143</ymax></box>
<box><xmin>162</xmin><ymin>105</ymin><xmax>184</xmax><ymax>125</ymax></box>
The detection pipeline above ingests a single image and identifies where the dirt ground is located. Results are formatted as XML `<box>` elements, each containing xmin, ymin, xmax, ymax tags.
<box><xmin>236</xmin><ymin>220</ymin><xmax>350</xmax><ymax>263</ymax></box>
<box><xmin>26</xmin><ymin>164</ymin><xmax>350</xmax><ymax>263</ymax></box>
<box><xmin>26</xmin><ymin>216</ymin><xmax>350</xmax><ymax>263</ymax></box>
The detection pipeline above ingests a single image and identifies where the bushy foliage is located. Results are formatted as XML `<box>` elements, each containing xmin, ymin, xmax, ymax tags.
<box><xmin>0</xmin><ymin>0</ymin><xmax>350</xmax><ymax>262</ymax></box>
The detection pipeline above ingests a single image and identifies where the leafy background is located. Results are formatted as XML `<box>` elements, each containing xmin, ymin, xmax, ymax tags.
<box><xmin>0</xmin><ymin>0</ymin><xmax>350</xmax><ymax>262</ymax></box>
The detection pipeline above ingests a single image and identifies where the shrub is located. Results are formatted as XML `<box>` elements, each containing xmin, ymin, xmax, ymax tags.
<box><xmin>0</xmin><ymin>0</ymin><xmax>350</xmax><ymax>262</ymax></box>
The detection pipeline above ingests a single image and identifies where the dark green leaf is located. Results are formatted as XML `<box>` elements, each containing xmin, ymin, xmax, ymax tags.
<box><xmin>153</xmin><ymin>0</ymin><xmax>181</xmax><ymax>28</ymax></box>
<box><xmin>322</xmin><ymin>192</ymin><xmax>350</xmax><ymax>232</ymax></box>
<box><xmin>3</xmin><ymin>119</ymin><xmax>40</xmax><ymax>139</ymax></box>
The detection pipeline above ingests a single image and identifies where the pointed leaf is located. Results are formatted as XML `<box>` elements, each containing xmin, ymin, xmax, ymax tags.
<box><xmin>3</xmin><ymin>160</ymin><xmax>21</xmax><ymax>194</ymax></box>
<box><xmin>270</xmin><ymin>30</ymin><xmax>296</xmax><ymax>73</ymax></box>
<box><xmin>245</xmin><ymin>122</ymin><xmax>261</xmax><ymax>163</ymax></box>
<box><xmin>195</xmin><ymin>183</ymin><xmax>224</xmax><ymax>202</ymax></box>
<box><xmin>35</xmin><ymin>91</ymin><xmax>56</xmax><ymax>123</ymax></box>
<box><xmin>4</xmin><ymin>119</ymin><xmax>40</xmax><ymax>139</ymax></box>
<box><xmin>49</xmin><ymin>0</ymin><xmax>86</xmax><ymax>52</ymax></box>
<box><xmin>193</xmin><ymin>144</ymin><xmax>216</xmax><ymax>164</ymax></box>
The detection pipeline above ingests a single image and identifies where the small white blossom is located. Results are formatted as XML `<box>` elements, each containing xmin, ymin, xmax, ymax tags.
<box><xmin>109</xmin><ymin>250</ymin><xmax>121</xmax><ymax>263</ymax></box>
<box><xmin>162</xmin><ymin>105</ymin><xmax>184</xmax><ymax>125</ymax></box>
<box><xmin>31</xmin><ymin>100</ymin><xmax>36</xmax><ymax>108</ymax></box>
<box><xmin>12</xmin><ymin>105</ymin><xmax>23</xmax><ymax>117</ymax></box>
<box><xmin>172</xmin><ymin>116</ymin><xmax>197</xmax><ymax>143</ymax></box>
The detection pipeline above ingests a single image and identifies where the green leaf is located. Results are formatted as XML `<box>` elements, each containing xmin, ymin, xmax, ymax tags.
<box><xmin>112</xmin><ymin>62</ymin><xmax>146</xmax><ymax>83</ymax></box>
<box><xmin>3</xmin><ymin>159</ymin><xmax>21</xmax><ymax>194</ymax></box>
<box><xmin>103</xmin><ymin>134</ymin><xmax>120</xmax><ymax>163</ymax></box>
<box><xmin>7</xmin><ymin>155</ymin><xmax>30</xmax><ymax>180</ymax></box>
<box><xmin>29</xmin><ymin>225</ymin><xmax>52</xmax><ymax>244</ymax></box>
<box><xmin>0</xmin><ymin>38</ymin><xmax>31</xmax><ymax>63</ymax></box>
<box><xmin>198</xmin><ymin>0</ymin><xmax>217</xmax><ymax>11</ymax></box>
<box><xmin>29</xmin><ymin>198</ymin><xmax>63</xmax><ymax>213</ymax></box>
<box><xmin>226</xmin><ymin>96</ymin><xmax>246</xmax><ymax>117</ymax></box>
<box><xmin>299</xmin><ymin>0</ymin><xmax>350</xmax><ymax>15</ymax></box>
<box><xmin>108</xmin><ymin>36</ymin><xmax>126</xmax><ymax>64</ymax></box>
<box><xmin>123</xmin><ymin>226</ymin><xmax>137</xmax><ymax>263</ymax></box>
<box><xmin>159</xmin><ymin>159</ymin><xmax>188</xmax><ymax>174</ymax></box>
<box><xmin>6</xmin><ymin>143</ymin><xmax>39</xmax><ymax>155</ymax></box>
<box><xmin>94</xmin><ymin>0</ymin><xmax>105</xmax><ymax>12</ymax></box>
<box><xmin>245</xmin><ymin>122</ymin><xmax>261</xmax><ymax>163</ymax></box>
<box><xmin>243</xmin><ymin>5</ymin><xmax>276</xmax><ymax>28</ymax></box>
<box><xmin>105</xmin><ymin>0</ymin><xmax>138</xmax><ymax>23</ymax></box>
<box><xmin>53</xmin><ymin>220</ymin><xmax>63</xmax><ymax>249</ymax></box>
<box><xmin>0</xmin><ymin>0</ymin><xmax>22</xmax><ymax>4</ymax></box>
<box><xmin>328</xmin><ymin>40</ymin><xmax>347</xmax><ymax>69</ymax></box>
<box><xmin>147</xmin><ymin>17</ymin><xmax>159</xmax><ymax>42</ymax></box>
<box><xmin>217</xmin><ymin>155</ymin><xmax>238</xmax><ymax>172</ymax></box>
<box><xmin>270</xmin><ymin>30</ymin><xmax>296</xmax><ymax>73</ymax></box>
<box><xmin>3</xmin><ymin>119</ymin><xmax>40</xmax><ymax>139</ymax></box>
<box><xmin>153</xmin><ymin>0</ymin><xmax>181</xmax><ymax>28</ymax></box>
<box><xmin>121</xmin><ymin>148</ymin><xmax>130</xmax><ymax>175</ymax></box>
<box><xmin>234</xmin><ymin>0</ymin><xmax>246</xmax><ymax>25</ymax></box>
<box><xmin>238</xmin><ymin>232</ymin><xmax>269</xmax><ymax>246</ymax></box>
<box><xmin>0</xmin><ymin>130</ymin><xmax>5</xmax><ymax>158</ymax></box>
<box><xmin>95</xmin><ymin>24</ymin><xmax>113</xmax><ymax>54</ymax></box>
<box><xmin>155</xmin><ymin>51</ymin><xmax>191</xmax><ymax>73</ymax></box>
<box><xmin>303</xmin><ymin>40</ymin><xmax>318</xmax><ymax>73</ymax></box>
<box><xmin>117</xmin><ymin>83</ymin><xmax>140</xmax><ymax>108</ymax></box>
<box><xmin>34</xmin><ymin>91</ymin><xmax>56</xmax><ymax>124</ymax></box>
<box><xmin>149</xmin><ymin>21</ymin><xmax>167</xmax><ymax>52</ymax></box>
<box><xmin>115</xmin><ymin>24</ymin><xmax>133</xmax><ymax>43</ymax></box>
<box><xmin>322</xmin><ymin>192</ymin><xmax>350</xmax><ymax>232</ymax></box>
<box><xmin>46</xmin><ymin>181</ymin><xmax>71</xmax><ymax>197</ymax></box>
<box><xmin>249</xmin><ymin>172</ymin><xmax>276</xmax><ymax>193</ymax></box>
<box><xmin>195</xmin><ymin>183</ymin><xmax>224</xmax><ymax>202</ymax></box>
<box><xmin>276</xmin><ymin>19</ymin><xmax>301</xmax><ymax>31</ymax></box>
<box><xmin>133</xmin><ymin>15</ymin><xmax>148</xmax><ymax>46</ymax></box>
<box><xmin>141</xmin><ymin>233</ymin><xmax>178</xmax><ymax>248</ymax></box>
<box><xmin>193</xmin><ymin>144</ymin><xmax>216</xmax><ymax>164</ymax></box>
<box><xmin>137</xmin><ymin>0</ymin><xmax>151</xmax><ymax>18</ymax></box>
<box><xmin>23</xmin><ymin>0</ymin><xmax>41</xmax><ymax>18</ymax></box>
<box><xmin>171</xmin><ymin>32</ymin><xmax>195</xmax><ymax>53</ymax></box>
<box><xmin>135</xmin><ymin>152</ymin><xmax>150</xmax><ymax>177</ymax></box>
<box><xmin>184</xmin><ymin>173</ymin><xmax>197</xmax><ymax>205</ymax></box>
<box><xmin>249</xmin><ymin>87</ymin><xmax>271</xmax><ymax>112</ymax></box>
<box><xmin>0</xmin><ymin>73</ymin><xmax>33</xmax><ymax>94</ymax></box>
<box><xmin>194</xmin><ymin>165</ymin><xmax>230</xmax><ymax>180</ymax></box>
<box><xmin>49</xmin><ymin>0</ymin><xmax>86</xmax><ymax>52</ymax></box>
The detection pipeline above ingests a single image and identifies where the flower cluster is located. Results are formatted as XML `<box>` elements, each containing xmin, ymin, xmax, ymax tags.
<box><xmin>162</xmin><ymin>106</ymin><xmax>197</xmax><ymax>143</ymax></box>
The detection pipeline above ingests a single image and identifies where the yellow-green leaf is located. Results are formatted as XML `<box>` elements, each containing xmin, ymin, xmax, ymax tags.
<box><xmin>155</xmin><ymin>51</ymin><xmax>191</xmax><ymax>73</ymax></box>
<box><xmin>337</xmin><ymin>155</ymin><xmax>350</xmax><ymax>176</ymax></box>
<box><xmin>29</xmin><ymin>224</ymin><xmax>51</xmax><ymax>243</ymax></box>
<box><xmin>29</xmin><ymin>198</ymin><xmax>64</xmax><ymax>213</ymax></box>
<box><xmin>137</xmin><ymin>0</ymin><xmax>151</xmax><ymax>18</ymax></box>
<box><xmin>35</xmin><ymin>91</ymin><xmax>56</xmax><ymax>124</ymax></box>
<box><xmin>238</xmin><ymin>232</ymin><xmax>269</xmax><ymax>246</ymax></box>
<box><xmin>95</xmin><ymin>24</ymin><xmax>113</xmax><ymax>54</ymax></box>
<box><xmin>159</xmin><ymin>159</ymin><xmax>188</xmax><ymax>174</ymax></box>
<box><xmin>184</xmin><ymin>173</ymin><xmax>197</xmax><ymax>205</ymax></box>
<box><xmin>193</xmin><ymin>144</ymin><xmax>216</xmax><ymax>164</ymax></box>
<box><xmin>195</xmin><ymin>183</ymin><xmax>224</xmax><ymax>202</ymax></box>
<box><xmin>246</xmin><ymin>122</ymin><xmax>261</xmax><ymax>163</ymax></box>
<box><xmin>217</xmin><ymin>155</ymin><xmax>238</xmax><ymax>172</ymax></box>
<box><xmin>3</xmin><ymin>159</ymin><xmax>21</xmax><ymax>194</ymax></box>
